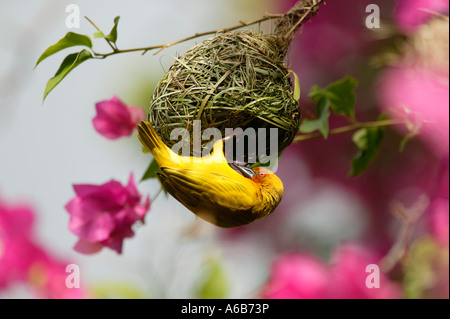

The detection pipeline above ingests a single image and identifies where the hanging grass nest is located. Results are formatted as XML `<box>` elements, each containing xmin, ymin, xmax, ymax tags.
<box><xmin>148</xmin><ymin>0</ymin><xmax>321</xmax><ymax>160</ymax></box>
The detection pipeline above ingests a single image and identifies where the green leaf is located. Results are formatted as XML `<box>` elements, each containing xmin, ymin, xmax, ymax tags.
<box><xmin>298</xmin><ymin>98</ymin><xmax>330</xmax><ymax>138</ymax></box>
<box><xmin>349</xmin><ymin>125</ymin><xmax>384</xmax><ymax>176</ymax></box>
<box><xmin>299</xmin><ymin>75</ymin><xmax>359</xmax><ymax>139</ymax></box>
<box><xmin>197</xmin><ymin>257</ymin><xmax>229</xmax><ymax>299</ymax></box>
<box><xmin>310</xmin><ymin>75</ymin><xmax>358</xmax><ymax>119</ymax></box>
<box><xmin>140</xmin><ymin>158</ymin><xmax>159</xmax><ymax>181</ymax></box>
<box><xmin>93</xmin><ymin>30</ymin><xmax>105</xmax><ymax>38</ymax></box>
<box><xmin>288</xmin><ymin>70</ymin><xmax>301</xmax><ymax>101</ymax></box>
<box><xmin>35</xmin><ymin>32</ymin><xmax>92</xmax><ymax>68</ymax></box>
<box><xmin>43</xmin><ymin>49</ymin><xmax>92</xmax><ymax>101</ymax></box>
<box><xmin>105</xmin><ymin>16</ymin><xmax>120</xmax><ymax>43</ymax></box>
<box><xmin>308</xmin><ymin>85</ymin><xmax>323</xmax><ymax>102</ymax></box>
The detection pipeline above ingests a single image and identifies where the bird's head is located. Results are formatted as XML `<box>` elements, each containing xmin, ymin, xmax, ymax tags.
<box><xmin>231</xmin><ymin>164</ymin><xmax>284</xmax><ymax>198</ymax></box>
<box><xmin>251</xmin><ymin>167</ymin><xmax>283</xmax><ymax>193</ymax></box>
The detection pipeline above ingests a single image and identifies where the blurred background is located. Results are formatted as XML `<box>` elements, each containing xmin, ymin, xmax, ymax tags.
<box><xmin>0</xmin><ymin>0</ymin><xmax>448</xmax><ymax>299</ymax></box>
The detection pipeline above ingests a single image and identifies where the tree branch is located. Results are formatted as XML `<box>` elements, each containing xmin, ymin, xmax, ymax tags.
<box><xmin>90</xmin><ymin>14</ymin><xmax>285</xmax><ymax>58</ymax></box>
<box><xmin>293</xmin><ymin>119</ymin><xmax>405</xmax><ymax>143</ymax></box>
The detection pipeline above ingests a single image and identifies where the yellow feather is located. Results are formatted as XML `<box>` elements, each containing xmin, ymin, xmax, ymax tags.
<box><xmin>137</xmin><ymin>121</ymin><xmax>283</xmax><ymax>228</ymax></box>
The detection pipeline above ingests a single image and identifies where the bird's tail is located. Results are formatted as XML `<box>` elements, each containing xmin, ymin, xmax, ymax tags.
<box><xmin>137</xmin><ymin>121</ymin><xmax>170</xmax><ymax>162</ymax></box>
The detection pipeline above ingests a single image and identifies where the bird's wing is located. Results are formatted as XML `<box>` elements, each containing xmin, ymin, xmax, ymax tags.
<box><xmin>158</xmin><ymin>166</ymin><xmax>256</xmax><ymax>211</ymax></box>
<box><xmin>157</xmin><ymin>172</ymin><xmax>196</xmax><ymax>207</ymax></box>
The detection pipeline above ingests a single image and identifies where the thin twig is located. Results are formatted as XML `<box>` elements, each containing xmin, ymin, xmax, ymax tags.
<box><xmin>90</xmin><ymin>14</ymin><xmax>284</xmax><ymax>58</ymax></box>
<box><xmin>418</xmin><ymin>8</ymin><xmax>450</xmax><ymax>20</ymax></box>
<box><xmin>84</xmin><ymin>16</ymin><xmax>117</xmax><ymax>53</ymax></box>
<box><xmin>380</xmin><ymin>195</ymin><xmax>430</xmax><ymax>273</ymax></box>
<box><xmin>283</xmin><ymin>2</ymin><xmax>317</xmax><ymax>41</ymax></box>
<box><xmin>293</xmin><ymin>119</ymin><xmax>405</xmax><ymax>143</ymax></box>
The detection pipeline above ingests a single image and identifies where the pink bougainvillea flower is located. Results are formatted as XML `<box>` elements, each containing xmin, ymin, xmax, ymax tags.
<box><xmin>1</xmin><ymin>197</ymin><xmax>40</xmax><ymax>289</ymax></box>
<box><xmin>377</xmin><ymin>66</ymin><xmax>449</xmax><ymax>157</ymax></box>
<box><xmin>260</xmin><ymin>253</ymin><xmax>329</xmax><ymax>299</ymax></box>
<box><xmin>327</xmin><ymin>244</ymin><xmax>402</xmax><ymax>299</ymax></box>
<box><xmin>0</xmin><ymin>237</ymin><xmax>37</xmax><ymax>290</ymax></box>
<box><xmin>1</xmin><ymin>196</ymin><xmax>87</xmax><ymax>298</ymax></box>
<box><xmin>28</xmin><ymin>254</ymin><xmax>87</xmax><ymax>299</ymax></box>
<box><xmin>66</xmin><ymin>173</ymin><xmax>150</xmax><ymax>254</ymax></box>
<box><xmin>395</xmin><ymin>0</ymin><xmax>449</xmax><ymax>32</ymax></box>
<box><xmin>261</xmin><ymin>243</ymin><xmax>402</xmax><ymax>299</ymax></box>
<box><xmin>92</xmin><ymin>96</ymin><xmax>145</xmax><ymax>140</ymax></box>
<box><xmin>381</xmin><ymin>3</ymin><xmax>450</xmax><ymax>156</ymax></box>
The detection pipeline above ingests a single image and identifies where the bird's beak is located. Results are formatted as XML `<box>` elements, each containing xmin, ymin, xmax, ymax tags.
<box><xmin>230</xmin><ymin>163</ymin><xmax>256</xmax><ymax>179</ymax></box>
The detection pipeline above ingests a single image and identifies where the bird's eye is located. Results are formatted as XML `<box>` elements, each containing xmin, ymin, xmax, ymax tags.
<box><xmin>259</xmin><ymin>172</ymin><xmax>266</xmax><ymax>178</ymax></box>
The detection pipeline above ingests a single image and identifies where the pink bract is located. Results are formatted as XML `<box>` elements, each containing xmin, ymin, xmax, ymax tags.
<box><xmin>377</xmin><ymin>66</ymin><xmax>449</xmax><ymax>157</ymax></box>
<box><xmin>1</xmin><ymin>196</ymin><xmax>87</xmax><ymax>298</ymax></box>
<box><xmin>92</xmin><ymin>96</ymin><xmax>145</xmax><ymax>139</ymax></box>
<box><xmin>395</xmin><ymin>0</ymin><xmax>450</xmax><ymax>32</ymax></box>
<box><xmin>261</xmin><ymin>243</ymin><xmax>402</xmax><ymax>299</ymax></box>
<box><xmin>260</xmin><ymin>253</ymin><xmax>329</xmax><ymax>299</ymax></box>
<box><xmin>66</xmin><ymin>173</ymin><xmax>150</xmax><ymax>254</ymax></box>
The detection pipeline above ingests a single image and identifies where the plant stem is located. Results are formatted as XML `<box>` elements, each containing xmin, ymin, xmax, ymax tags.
<box><xmin>380</xmin><ymin>195</ymin><xmax>429</xmax><ymax>273</ymax></box>
<box><xmin>84</xmin><ymin>16</ymin><xmax>117</xmax><ymax>53</ymax></box>
<box><xmin>293</xmin><ymin>119</ymin><xmax>404</xmax><ymax>143</ymax></box>
<box><xmin>85</xmin><ymin>0</ymin><xmax>323</xmax><ymax>59</ymax></box>
<box><xmin>90</xmin><ymin>14</ymin><xmax>284</xmax><ymax>58</ymax></box>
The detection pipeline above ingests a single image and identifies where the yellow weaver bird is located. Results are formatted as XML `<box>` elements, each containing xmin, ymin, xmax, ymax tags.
<box><xmin>137</xmin><ymin>121</ymin><xmax>284</xmax><ymax>228</ymax></box>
